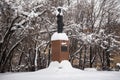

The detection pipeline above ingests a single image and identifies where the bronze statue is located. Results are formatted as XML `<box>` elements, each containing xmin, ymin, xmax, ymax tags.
<box><xmin>56</xmin><ymin>8</ymin><xmax>64</xmax><ymax>33</ymax></box>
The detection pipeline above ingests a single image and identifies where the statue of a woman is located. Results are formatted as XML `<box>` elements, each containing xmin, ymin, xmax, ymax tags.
<box><xmin>56</xmin><ymin>8</ymin><xmax>64</xmax><ymax>33</ymax></box>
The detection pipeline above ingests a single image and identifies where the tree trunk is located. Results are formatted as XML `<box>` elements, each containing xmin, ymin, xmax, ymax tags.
<box><xmin>105</xmin><ymin>50</ymin><xmax>110</xmax><ymax>68</ymax></box>
<box><xmin>79</xmin><ymin>50</ymin><xmax>82</xmax><ymax>69</ymax></box>
<box><xmin>83</xmin><ymin>45</ymin><xmax>86</xmax><ymax>69</ymax></box>
<box><xmin>89</xmin><ymin>46</ymin><xmax>93</xmax><ymax>68</ymax></box>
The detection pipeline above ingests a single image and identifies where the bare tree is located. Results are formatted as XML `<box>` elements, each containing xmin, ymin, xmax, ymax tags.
<box><xmin>65</xmin><ymin>0</ymin><xmax>120</xmax><ymax>70</ymax></box>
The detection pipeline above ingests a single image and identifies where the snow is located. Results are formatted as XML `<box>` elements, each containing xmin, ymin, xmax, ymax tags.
<box><xmin>84</xmin><ymin>68</ymin><xmax>97</xmax><ymax>71</ymax></box>
<box><xmin>20</xmin><ymin>11</ymin><xmax>39</xmax><ymax>18</ymax></box>
<box><xmin>61</xmin><ymin>42</ymin><xmax>67</xmax><ymax>45</ymax></box>
<box><xmin>116</xmin><ymin>63</ymin><xmax>120</xmax><ymax>67</ymax></box>
<box><xmin>78</xmin><ymin>33</ymin><xmax>95</xmax><ymax>44</ymax></box>
<box><xmin>0</xmin><ymin>60</ymin><xmax>120</xmax><ymax>80</ymax></box>
<box><xmin>51</xmin><ymin>32</ymin><xmax>69</xmax><ymax>41</ymax></box>
<box><xmin>11</xmin><ymin>26</ymin><xmax>17</xmax><ymax>31</ymax></box>
<box><xmin>47</xmin><ymin>60</ymin><xmax>79</xmax><ymax>73</ymax></box>
<box><xmin>48</xmin><ymin>61</ymin><xmax>59</xmax><ymax>69</ymax></box>
<box><xmin>52</xmin><ymin>6</ymin><xmax>68</xmax><ymax>16</ymax></box>
<box><xmin>54</xmin><ymin>7</ymin><xmax>63</xmax><ymax>16</ymax></box>
<box><xmin>28</xmin><ymin>11</ymin><xmax>38</xmax><ymax>18</ymax></box>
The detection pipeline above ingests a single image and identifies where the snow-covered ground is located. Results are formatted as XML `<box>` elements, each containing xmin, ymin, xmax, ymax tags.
<box><xmin>0</xmin><ymin>60</ymin><xmax>120</xmax><ymax>80</ymax></box>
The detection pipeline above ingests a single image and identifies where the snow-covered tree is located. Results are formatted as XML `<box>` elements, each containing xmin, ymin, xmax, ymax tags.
<box><xmin>64</xmin><ymin>0</ymin><xmax>120</xmax><ymax>69</ymax></box>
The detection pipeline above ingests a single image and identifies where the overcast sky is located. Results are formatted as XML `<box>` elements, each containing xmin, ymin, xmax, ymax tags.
<box><xmin>118</xmin><ymin>0</ymin><xmax>120</xmax><ymax>3</ymax></box>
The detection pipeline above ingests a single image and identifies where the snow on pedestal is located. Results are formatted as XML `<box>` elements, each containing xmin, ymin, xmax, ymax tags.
<box><xmin>51</xmin><ymin>32</ymin><xmax>69</xmax><ymax>41</ymax></box>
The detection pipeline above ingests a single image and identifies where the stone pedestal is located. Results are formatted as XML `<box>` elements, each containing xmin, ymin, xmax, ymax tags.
<box><xmin>51</xmin><ymin>32</ymin><xmax>69</xmax><ymax>62</ymax></box>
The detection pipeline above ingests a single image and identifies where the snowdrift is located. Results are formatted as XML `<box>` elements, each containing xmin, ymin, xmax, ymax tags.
<box><xmin>0</xmin><ymin>60</ymin><xmax>120</xmax><ymax>80</ymax></box>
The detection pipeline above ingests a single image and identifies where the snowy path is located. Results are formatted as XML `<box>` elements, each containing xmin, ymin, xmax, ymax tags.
<box><xmin>0</xmin><ymin>61</ymin><xmax>120</xmax><ymax>80</ymax></box>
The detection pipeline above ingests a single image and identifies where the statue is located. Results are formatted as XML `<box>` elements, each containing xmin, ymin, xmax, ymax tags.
<box><xmin>56</xmin><ymin>8</ymin><xmax>64</xmax><ymax>33</ymax></box>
